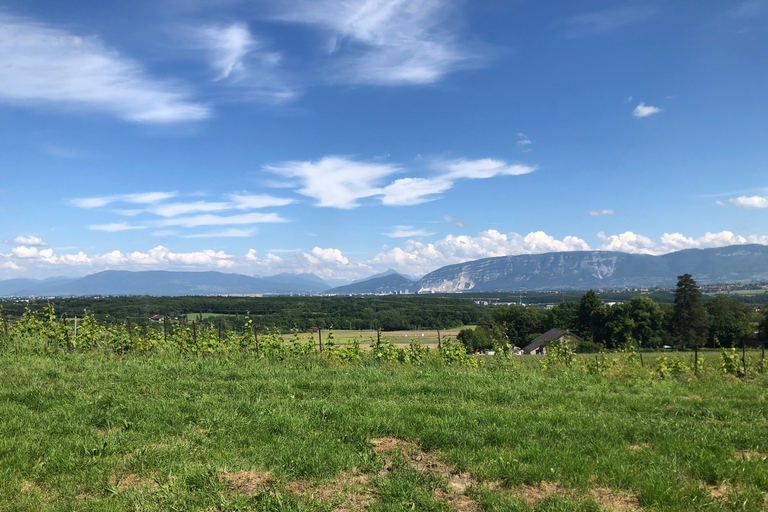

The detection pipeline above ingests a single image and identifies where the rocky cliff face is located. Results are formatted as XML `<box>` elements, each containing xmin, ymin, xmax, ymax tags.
<box><xmin>417</xmin><ymin>245</ymin><xmax>768</xmax><ymax>292</ymax></box>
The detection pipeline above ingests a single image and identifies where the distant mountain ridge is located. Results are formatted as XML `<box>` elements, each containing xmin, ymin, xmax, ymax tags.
<box><xmin>1</xmin><ymin>245</ymin><xmax>767</xmax><ymax>296</ymax></box>
<box><xmin>325</xmin><ymin>273</ymin><xmax>417</xmax><ymax>295</ymax></box>
<box><xmin>417</xmin><ymin>244</ymin><xmax>768</xmax><ymax>292</ymax></box>
<box><xmin>6</xmin><ymin>271</ymin><xmax>325</xmax><ymax>297</ymax></box>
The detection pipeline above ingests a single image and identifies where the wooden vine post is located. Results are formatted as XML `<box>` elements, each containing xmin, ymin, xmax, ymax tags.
<box><xmin>318</xmin><ymin>328</ymin><xmax>323</xmax><ymax>353</ymax></box>
<box><xmin>437</xmin><ymin>330</ymin><xmax>442</xmax><ymax>350</ymax></box>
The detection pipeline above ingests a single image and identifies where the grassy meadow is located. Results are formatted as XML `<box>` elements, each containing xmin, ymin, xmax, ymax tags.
<box><xmin>1</xmin><ymin>348</ymin><xmax>767</xmax><ymax>511</ymax></box>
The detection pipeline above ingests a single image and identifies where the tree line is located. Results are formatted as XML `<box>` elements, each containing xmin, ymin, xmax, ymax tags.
<box><xmin>459</xmin><ymin>274</ymin><xmax>768</xmax><ymax>353</ymax></box>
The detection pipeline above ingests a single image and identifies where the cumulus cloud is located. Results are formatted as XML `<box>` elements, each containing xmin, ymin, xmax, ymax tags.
<box><xmin>0</xmin><ymin>14</ymin><xmax>209</xmax><ymax>123</ymax></box>
<box><xmin>266</xmin><ymin>156</ymin><xmax>535</xmax><ymax>209</ymax></box>
<box><xmin>632</xmin><ymin>102</ymin><xmax>662</xmax><ymax>118</ymax></box>
<box><xmin>597</xmin><ymin>231</ymin><xmax>656</xmax><ymax>254</ymax></box>
<box><xmin>729</xmin><ymin>195</ymin><xmax>768</xmax><ymax>209</ymax></box>
<box><xmin>274</xmin><ymin>0</ymin><xmax>481</xmax><ymax>85</ymax></box>
<box><xmin>5</xmin><ymin>235</ymin><xmax>48</xmax><ymax>246</ymax></box>
<box><xmin>384</xmin><ymin>226</ymin><xmax>435</xmax><ymax>238</ymax></box>
<box><xmin>373</xmin><ymin>230</ymin><xmax>591</xmax><ymax>276</ymax></box>
<box><xmin>589</xmin><ymin>209</ymin><xmax>614</xmax><ymax>216</ymax></box>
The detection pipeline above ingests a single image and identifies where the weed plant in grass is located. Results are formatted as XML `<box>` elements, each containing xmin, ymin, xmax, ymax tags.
<box><xmin>1</xmin><ymin>346</ymin><xmax>767</xmax><ymax>511</ymax></box>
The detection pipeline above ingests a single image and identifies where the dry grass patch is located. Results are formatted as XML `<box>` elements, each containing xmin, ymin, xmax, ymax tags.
<box><xmin>108</xmin><ymin>473</ymin><xmax>159</xmax><ymax>491</ymax></box>
<box><xmin>285</xmin><ymin>471</ymin><xmax>374</xmax><ymax>511</ymax></box>
<box><xmin>590</xmin><ymin>487</ymin><xmax>641</xmax><ymax>511</ymax></box>
<box><xmin>513</xmin><ymin>482</ymin><xmax>572</xmax><ymax>505</ymax></box>
<box><xmin>370</xmin><ymin>437</ymin><xmax>472</xmax><ymax>492</ymax></box>
<box><xmin>219</xmin><ymin>470</ymin><xmax>272</xmax><ymax>496</ymax></box>
<box><xmin>735</xmin><ymin>451</ymin><xmax>767</xmax><ymax>461</ymax></box>
<box><xmin>435</xmin><ymin>488</ymin><xmax>480</xmax><ymax>512</ymax></box>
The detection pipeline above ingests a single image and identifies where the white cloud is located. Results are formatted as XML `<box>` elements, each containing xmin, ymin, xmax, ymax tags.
<box><xmin>0</xmin><ymin>14</ymin><xmax>209</xmax><ymax>123</ymax></box>
<box><xmin>597</xmin><ymin>231</ymin><xmax>657</xmax><ymax>254</ymax></box>
<box><xmin>384</xmin><ymin>226</ymin><xmax>435</xmax><ymax>238</ymax></box>
<box><xmin>5</xmin><ymin>235</ymin><xmax>48</xmax><ymax>246</ymax></box>
<box><xmin>440</xmin><ymin>158</ymin><xmax>536</xmax><ymax>179</ymax></box>
<box><xmin>443</xmin><ymin>215</ymin><xmax>467</xmax><ymax>228</ymax></box>
<box><xmin>72</xmin><ymin>191</ymin><xmax>178</xmax><ymax>208</ymax></box>
<box><xmin>380</xmin><ymin>177</ymin><xmax>452</xmax><ymax>205</ymax></box>
<box><xmin>227</xmin><ymin>194</ymin><xmax>295</xmax><ymax>209</ymax></box>
<box><xmin>189</xmin><ymin>23</ymin><xmax>297</xmax><ymax>103</ymax></box>
<box><xmin>589</xmin><ymin>209</ymin><xmax>614</xmax><ymax>216</ymax></box>
<box><xmin>149</xmin><ymin>201</ymin><xmax>233</xmax><ymax>217</ymax></box>
<box><xmin>729</xmin><ymin>195</ymin><xmax>768</xmax><ymax>209</ymax></box>
<box><xmin>183</xmin><ymin>228</ymin><xmax>256</xmax><ymax>238</ymax></box>
<box><xmin>517</xmin><ymin>133</ymin><xmax>532</xmax><ymax>145</ymax></box>
<box><xmin>89</xmin><ymin>222</ymin><xmax>147</xmax><ymax>232</ymax></box>
<box><xmin>197</xmin><ymin>23</ymin><xmax>256</xmax><ymax>81</ymax></box>
<box><xmin>266</xmin><ymin>156</ymin><xmax>536</xmax><ymax>209</ymax></box>
<box><xmin>274</xmin><ymin>0</ymin><xmax>480</xmax><ymax>85</ymax></box>
<box><xmin>157</xmin><ymin>212</ymin><xmax>287</xmax><ymax>228</ymax></box>
<box><xmin>564</xmin><ymin>6</ymin><xmax>656</xmax><ymax>37</ymax></box>
<box><xmin>265</xmin><ymin>156</ymin><xmax>400</xmax><ymax>209</ymax></box>
<box><xmin>374</xmin><ymin>230</ymin><xmax>591</xmax><ymax>276</ymax></box>
<box><xmin>126</xmin><ymin>246</ymin><xmax>234</xmax><ymax>268</ymax></box>
<box><xmin>632</xmin><ymin>102</ymin><xmax>662</xmax><ymax>118</ymax></box>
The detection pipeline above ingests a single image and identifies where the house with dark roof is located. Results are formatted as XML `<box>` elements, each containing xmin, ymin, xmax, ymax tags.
<box><xmin>522</xmin><ymin>328</ymin><xmax>583</xmax><ymax>355</ymax></box>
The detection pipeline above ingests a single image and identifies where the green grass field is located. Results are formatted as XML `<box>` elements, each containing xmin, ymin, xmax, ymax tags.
<box><xmin>1</xmin><ymin>351</ymin><xmax>767</xmax><ymax>511</ymax></box>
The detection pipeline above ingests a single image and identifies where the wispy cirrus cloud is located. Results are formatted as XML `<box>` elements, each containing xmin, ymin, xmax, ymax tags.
<box><xmin>0</xmin><ymin>13</ymin><xmax>209</xmax><ymax>123</ymax></box>
<box><xmin>274</xmin><ymin>0</ymin><xmax>483</xmax><ymax>86</ymax></box>
<box><xmin>632</xmin><ymin>102</ymin><xmax>662</xmax><ymax>118</ymax></box>
<box><xmin>384</xmin><ymin>226</ymin><xmax>435</xmax><ymax>238</ymax></box>
<box><xmin>89</xmin><ymin>222</ymin><xmax>148</xmax><ymax>232</ymax></box>
<box><xmin>589</xmin><ymin>209</ymin><xmax>614</xmax><ymax>216</ymax></box>
<box><xmin>443</xmin><ymin>215</ymin><xmax>467</xmax><ymax>228</ymax></box>
<box><xmin>72</xmin><ymin>192</ymin><xmax>179</xmax><ymax>208</ymax></box>
<box><xmin>265</xmin><ymin>156</ymin><xmax>536</xmax><ymax>209</ymax></box>
<box><xmin>563</xmin><ymin>6</ymin><xmax>656</xmax><ymax>38</ymax></box>
<box><xmin>186</xmin><ymin>23</ymin><xmax>298</xmax><ymax>103</ymax></box>
<box><xmin>182</xmin><ymin>228</ymin><xmax>257</xmax><ymax>238</ymax></box>
<box><xmin>157</xmin><ymin>212</ymin><xmax>286</xmax><ymax>228</ymax></box>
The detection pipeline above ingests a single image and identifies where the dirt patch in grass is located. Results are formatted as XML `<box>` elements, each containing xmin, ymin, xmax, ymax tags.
<box><xmin>220</xmin><ymin>470</ymin><xmax>272</xmax><ymax>496</ymax></box>
<box><xmin>590</xmin><ymin>487</ymin><xmax>641</xmax><ymax>511</ymax></box>
<box><xmin>680</xmin><ymin>395</ymin><xmax>702</xmax><ymax>400</ymax></box>
<box><xmin>708</xmin><ymin>483</ymin><xmax>730</xmax><ymax>503</ymax></box>
<box><xmin>735</xmin><ymin>451</ymin><xmax>767</xmax><ymax>461</ymax></box>
<box><xmin>370</xmin><ymin>437</ymin><xmax>472</xmax><ymax>492</ymax></box>
<box><xmin>285</xmin><ymin>471</ymin><xmax>374</xmax><ymax>511</ymax></box>
<box><xmin>109</xmin><ymin>473</ymin><xmax>158</xmax><ymax>491</ymax></box>
<box><xmin>628</xmin><ymin>443</ymin><xmax>650</xmax><ymax>452</ymax></box>
<box><xmin>513</xmin><ymin>482</ymin><xmax>572</xmax><ymax>505</ymax></box>
<box><xmin>435</xmin><ymin>488</ymin><xmax>480</xmax><ymax>512</ymax></box>
<box><xmin>20</xmin><ymin>481</ymin><xmax>42</xmax><ymax>494</ymax></box>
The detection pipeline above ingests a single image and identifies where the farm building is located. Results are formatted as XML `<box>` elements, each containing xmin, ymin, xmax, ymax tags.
<box><xmin>522</xmin><ymin>328</ymin><xmax>583</xmax><ymax>355</ymax></box>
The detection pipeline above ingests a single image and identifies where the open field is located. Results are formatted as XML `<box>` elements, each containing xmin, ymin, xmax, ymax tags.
<box><xmin>1</xmin><ymin>352</ymin><xmax>767</xmax><ymax>511</ymax></box>
<box><xmin>279</xmin><ymin>328</ymin><xmax>472</xmax><ymax>349</ymax></box>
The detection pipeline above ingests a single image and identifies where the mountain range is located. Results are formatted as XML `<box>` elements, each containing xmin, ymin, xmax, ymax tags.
<box><xmin>1</xmin><ymin>245</ymin><xmax>767</xmax><ymax>297</ymax></box>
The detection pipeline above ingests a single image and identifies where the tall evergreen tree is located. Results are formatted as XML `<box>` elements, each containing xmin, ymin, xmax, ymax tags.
<box><xmin>578</xmin><ymin>290</ymin><xmax>602</xmax><ymax>340</ymax></box>
<box><xmin>671</xmin><ymin>274</ymin><xmax>707</xmax><ymax>350</ymax></box>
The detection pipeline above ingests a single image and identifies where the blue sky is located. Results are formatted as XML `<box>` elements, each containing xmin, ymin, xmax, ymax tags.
<box><xmin>1</xmin><ymin>0</ymin><xmax>766</xmax><ymax>282</ymax></box>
